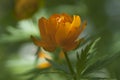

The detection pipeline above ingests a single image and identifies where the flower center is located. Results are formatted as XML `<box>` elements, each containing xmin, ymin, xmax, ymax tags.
<box><xmin>56</xmin><ymin>16</ymin><xmax>65</xmax><ymax>23</ymax></box>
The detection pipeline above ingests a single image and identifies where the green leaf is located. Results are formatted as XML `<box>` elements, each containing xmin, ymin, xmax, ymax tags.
<box><xmin>76</xmin><ymin>51</ymin><xmax>87</xmax><ymax>76</ymax></box>
<box><xmin>76</xmin><ymin>38</ymin><xmax>101</xmax><ymax>76</ymax></box>
<box><xmin>19</xmin><ymin>68</ymin><xmax>49</xmax><ymax>76</ymax></box>
<box><xmin>0</xmin><ymin>20</ymin><xmax>39</xmax><ymax>43</ymax></box>
<box><xmin>85</xmin><ymin>37</ymin><xmax>101</xmax><ymax>55</ymax></box>
<box><xmin>46</xmin><ymin>58</ymin><xmax>70</xmax><ymax>74</ymax></box>
<box><xmin>85</xmin><ymin>77</ymin><xmax>110</xmax><ymax>80</ymax></box>
<box><xmin>87</xmin><ymin>37</ymin><xmax>101</xmax><ymax>59</ymax></box>
<box><xmin>82</xmin><ymin>51</ymin><xmax>120</xmax><ymax>75</ymax></box>
<box><xmin>20</xmin><ymin>68</ymin><xmax>52</xmax><ymax>80</ymax></box>
<box><xmin>27</xmin><ymin>72</ymin><xmax>40</xmax><ymax>80</ymax></box>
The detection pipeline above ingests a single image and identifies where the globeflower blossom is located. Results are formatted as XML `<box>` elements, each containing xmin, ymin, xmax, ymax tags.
<box><xmin>37</xmin><ymin>51</ymin><xmax>51</xmax><ymax>69</ymax></box>
<box><xmin>15</xmin><ymin>0</ymin><xmax>39</xmax><ymax>20</ymax></box>
<box><xmin>31</xmin><ymin>13</ymin><xmax>87</xmax><ymax>52</ymax></box>
<box><xmin>37</xmin><ymin>49</ymin><xmax>65</xmax><ymax>69</ymax></box>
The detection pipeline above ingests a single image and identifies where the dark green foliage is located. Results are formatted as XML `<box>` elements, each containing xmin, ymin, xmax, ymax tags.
<box><xmin>82</xmin><ymin>51</ymin><xmax>120</xmax><ymax>76</ymax></box>
<box><xmin>76</xmin><ymin>38</ymin><xmax>100</xmax><ymax>78</ymax></box>
<box><xmin>46</xmin><ymin>58</ymin><xmax>70</xmax><ymax>74</ymax></box>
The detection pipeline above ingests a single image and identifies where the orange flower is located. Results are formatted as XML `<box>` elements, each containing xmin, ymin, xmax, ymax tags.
<box><xmin>31</xmin><ymin>13</ymin><xmax>87</xmax><ymax>52</ymax></box>
<box><xmin>38</xmin><ymin>51</ymin><xmax>51</xmax><ymax>59</ymax></box>
<box><xmin>37</xmin><ymin>62</ymin><xmax>51</xmax><ymax>69</ymax></box>
<box><xmin>37</xmin><ymin>51</ymin><xmax>51</xmax><ymax>69</ymax></box>
<box><xmin>15</xmin><ymin>0</ymin><xmax>39</xmax><ymax>20</ymax></box>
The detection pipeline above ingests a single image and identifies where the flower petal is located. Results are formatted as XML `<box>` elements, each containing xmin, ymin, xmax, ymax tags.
<box><xmin>62</xmin><ymin>41</ymin><xmax>80</xmax><ymax>51</ymax></box>
<box><xmin>43</xmin><ymin>44</ymin><xmax>56</xmax><ymax>52</ymax></box>
<box><xmin>39</xmin><ymin>17</ymin><xmax>56</xmax><ymax>46</ymax></box>
<box><xmin>38</xmin><ymin>51</ymin><xmax>51</xmax><ymax>59</ymax></box>
<box><xmin>31</xmin><ymin>36</ymin><xmax>56</xmax><ymax>51</ymax></box>
<box><xmin>47</xmin><ymin>17</ymin><xmax>58</xmax><ymax>41</ymax></box>
<box><xmin>71</xmin><ymin>15</ymin><xmax>81</xmax><ymax>28</ymax></box>
<box><xmin>39</xmin><ymin>17</ymin><xmax>48</xmax><ymax>40</ymax></box>
<box><xmin>31</xmin><ymin>36</ymin><xmax>45</xmax><ymax>46</ymax></box>
<box><xmin>55</xmin><ymin>22</ymin><xmax>71</xmax><ymax>45</ymax></box>
<box><xmin>37</xmin><ymin>62</ymin><xmax>51</xmax><ymax>69</ymax></box>
<box><xmin>80</xmin><ymin>20</ymin><xmax>87</xmax><ymax>34</ymax></box>
<box><xmin>49</xmin><ymin>14</ymin><xmax>60</xmax><ymax>31</ymax></box>
<box><xmin>65</xmin><ymin>15</ymin><xmax>81</xmax><ymax>43</ymax></box>
<box><xmin>61</xmin><ymin>13</ymin><xmax>72</xmax><ymax>23</ymax></box>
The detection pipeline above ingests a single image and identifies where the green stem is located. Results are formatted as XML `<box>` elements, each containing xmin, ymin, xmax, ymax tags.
<box><xmin>64</xmin><ymin>51</ymin><xmax>77</xmax><ymax>80</ymax></box>
<box><xmin>35</xmin><ymin>47</ymin><xmax>40</xmax><ymax>65</ymax></box>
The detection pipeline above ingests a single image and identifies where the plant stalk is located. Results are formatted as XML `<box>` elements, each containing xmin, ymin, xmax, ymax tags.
<box><xmin>64</xmin><ymin>51</ymin><xmax>77</xmax><ymax>80</ymax></box>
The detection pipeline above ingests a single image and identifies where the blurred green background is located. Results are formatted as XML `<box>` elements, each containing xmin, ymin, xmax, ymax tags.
<box><xmin>0</xmin><ymin>0</ymin><xmax>120</xmax><ymax>80</ymax></box>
